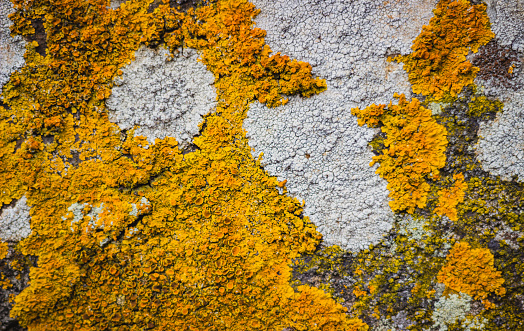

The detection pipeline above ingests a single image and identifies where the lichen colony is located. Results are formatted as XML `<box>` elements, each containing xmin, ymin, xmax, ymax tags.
<box><xmin>0</xmin><ymin>0</ymin><xmax>523</xmax><ymax>330</ymax></box>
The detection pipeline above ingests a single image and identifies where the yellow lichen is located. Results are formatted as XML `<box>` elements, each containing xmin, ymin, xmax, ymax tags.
<box><xmin>0</xmin><ymin>0</ymin><xmax>363</xmax><ymax>329</ymax></box>
<box><xmin>345</xmin><ymin>0</ymin><xmax>517</xmax><ymax>326</ymax></box>
<box><xmin>351</xmin><ymin>93</ymin><xmax>448</xmax><ymax>213</ymax></box>
<box><xmin>466</xmin><ymin>94</ymin><xmax>503</xmax><ymax>118</ymax></box>
<box><xmin>0</xmin><ymin>241</ymin><xmax>11</xmax><ymax>290</ymax></box>
<box><xmin>396</xmin><ymin>0</ymin><xmax>494</xmax><ymax>100</ymax></box>
<box><xmin>0</xmin><ymin>241</ymin><xmax>7</xmax><ymax>260</ymax></box>
<box><xmin>437</xmin><ymin>241</ymin><xmax>506</xmax><ymax>308</ymax></box>
<box><xmin>435</xmin><ymin>172</ymin><xmax>467</xmax><ymax>221</ymax></box>
<box><xmin>0</xmin><ymin>274</ymin><xmax>12</xmax><ymax>290</ymax></box>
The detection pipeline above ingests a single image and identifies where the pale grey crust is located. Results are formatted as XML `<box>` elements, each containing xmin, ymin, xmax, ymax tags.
<box><xmin>475</xmin><ymin>2</ymin><xmax>524</xmax><ymax>183</ymax></box>
<box><xmin>0</xmin><ymin>196</ymin><xmax>32</xmax><ymax>242</ymax></box>
<box><xmin>109</xmin><ymin>0</ymin><xmax>127</xmax><ymax>10</ymax></box>
<box><xmin>475</xmin><ymin>90</ymin><xmax>524</xmax><ymax>182</ymax></box>
<box><xmin>106</xmin><ymin>46</ymin><xmax>217</xmax><ymax>148</ymax></box>
<box><xmin>431</xmin><ymin>292</ymin><xmax>486</xmax><ymax>331</ymax></box>
<box><xmin>0</xmin><ymin>0</ymin><xmax>26</xmax><ymax>95</ymax></box>
<box><xmin>485</xmin><ymin>0</ymin><xmax>524</xmax><ymax>52</ymax></box>
<box><xmin>245</xmin><ymin>0</ymin><xmax>438</xmax><ymax>251</ymax></box>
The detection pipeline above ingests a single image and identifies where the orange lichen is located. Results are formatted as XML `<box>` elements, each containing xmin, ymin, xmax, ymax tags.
<box><xmin>396</xmin><ymin>0</ymin><xmax>494</xmax><ymax>100</ymax></box>
<box><xmin>286</xmin><ymin>286</ymin><xmax>369</xmax><ymax>331</ymax></box>
<box><xmin>351</xmin><ymin>93</ymin><xmax>448</xmax><ymax>213</ymax></box>
<box><xmin>0</xmin><ymin>241</ymin><xmax>7</xmax><ymax>260</ymax></box>
<box><xmin>183</xmin><ymin>0</ymin><xmax>326</xmax><ymax>108</ymax></box>
<box><xmin>435</xmin><ymin>172</ymin><xmax>467</xmax><ymax>221</ymax></box>
<box><xmin>437</xmin><ymin>241</ymin><xmax>506</xmax><ymax>308</ymax></box>
<box><xmin>0</xmin><ymin>274</ymin><xmax>12</xmax><ymax>290</ymax></box>
<box><xmin>1</xmin><ymin>0</ymin><xmax>362</xmax><ymax>329</ymax></box>
<box><xmin>353</xmin><ymin>285</ymin><xmax>367</xmax><ymax>298</ymax></box>
<box><xmin>0</xmin><ymin>241</ymin><xmax>11</xmax><ymax>289</ymax></box>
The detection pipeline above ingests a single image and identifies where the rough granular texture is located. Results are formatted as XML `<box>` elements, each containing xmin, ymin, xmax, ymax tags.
<box><xmin>109</xmin><ymin>0</ymin><xmax>127</xmax><ymax>9</ymax></box>
<box><xmin>485</xmin><ymin>0</ymin><xmax>524</xmax><ymax>52</ymax></box>
<box><xmin>395</xmin><ymin>0</ymin><xmax>493</xmax><ymax>100</ymax></box>
<box><xmin>1</xmin><ymin>0</ymin><xmax>523</xmax><ymax>329</ymax></box>
<box><xmin>435</xmin><ymin>173</ymin><xmax>467</xmax><ymax>221</ymax></box>
<box><xmin>352</xmin><ymin>94</ymin><xmax>448</xmax><ymax>214</ymax></box>
<box><xmin>473</xmin><ymin>9</ymin><xmax>524</xmax><ymax>183</ymax></box>
<box><xmin>245</xmin><ymin>95</ymin><xmax>393</xmax><ymax>250</ymax></box>
<box><xmin>431</xmin><ymin>292</ymin><xmax>473</xmax><ymax>331</ymax></box>
<box><xmin>106</xmin><ymin>46</ymin><xmax>217</xmax><ymax>148</ymax></box>
<box><xmin>0</xmin><ymin>0</ymin><xmax>25</xmax><ymax>92</ymax></box>
<box><xmin>475</xmin><ymin>54</ymin><xmax>524</xmax><ymax>182</ymax></box>
<box><xmin>471</xmin><ymin>40</ymin><xmax>522</xmax><ymax>91</ymax></box>
<box><xmin>437</xmin><ymin>241</ymin><xmax>506</xmax><ymax>308</ymax></box>
<box><xmin>0</xmin><ymin>241</ymin><xmax>35</xmax><ymax>331</ymax></box>
<box><xmin>246</xmin><ymin>0</ymin><xmax>438</xmax><ymax>250</ymax></box>
<box><xmin>0</xmin><ymin>196</ymin><xmax>31</xmax><ymax>242</ymax></box>
<box><xmin>1</xmin><ymin>0</ymin><xmax>363</xmax><ymax>329</ymax></box>
<box><xmin>475</xmin><ymin>91</ymin><xmax>524</xmax><ymax>182</ymax></box>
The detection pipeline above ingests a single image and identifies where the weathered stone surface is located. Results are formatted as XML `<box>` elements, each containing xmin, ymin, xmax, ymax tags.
<box><xmin>1</xmin><ymin>0</ymin><xmax>524</xmax><ymax>329</ymax></box>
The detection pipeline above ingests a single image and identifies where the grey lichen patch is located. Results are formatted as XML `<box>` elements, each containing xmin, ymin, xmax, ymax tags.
<box><xmin>109</xmin><ymin>0</ymin><xmax>127</xmax><ymax>10</ymax></box>
<box><xmin>0</xmin><ymin>0</ymin><xmax>26</xmax><ymax>94</ymax></box>
<box><xmin>0</xmin><ymin>196</ymin><xmax>32</xmax><ymax>242</ymax></box>
<box><xmin>432</xmin><ymin>292</ymin><xmax>472</xmax><ymax>331</ymax></box>
<box><xmin>246</xmin><ymin>96</ymin><xmax>393</xmax><ymax>251</ymax></box>
<box><xmin>484</xmin><ymin>0</ymin><xmax>524</xmax><ymax>52</ymax></box>
<box><xmin>494</xmin><ymin>225</ymin><xmax>523</xmax><ymax>250</ymax></box>
<box><xmin>462</xmin><ymin>316</ymin><xmax>488</xmax><ymax>331</ymax></box>
<box><xmin>66</xmin><ymin>202</ymin><xmax>105</xmax><ymax>232</ymax></box>
<box><xmin>375</xmin><ymin>311</ymin><xmax>414</xmax><ymax>331</ymax></box>
<box><xmin>432</xmin><ymin>292</ymin><xmax>487</xmax><ymax>331</ymax></box>
<box><xmin>397</xmin><ymin>216</ymin><xmax>431</xmax><ymax>247</ymax></box>
<box><xmin>65</xmin><ymin>198</ymin><xmax>149</xmax><ymax>246</ymax></box>
<box><xmin>472</xmin><ymin>3</ymin><xmax>524</xmax><ymax>183</ymax></box>
<box><xmin>130</xmin><ymin>197</ymin><xmax>150</xmax><ymax>217</ymax></box>
<box><xmin>66</xmin><ymin>202</ymin><xmax>87</xmax><ymax>227</ymax></box>
<box><xmin>475</xmin><ymin>91</ymin><xmax>524</xmax><ymax>182</ymax></box>
<box><xmin>473</xmin><ymin>25</ymin><xmax>524</xmax><ymax>183</ymax></box>
<box><xmin>245</xmin><ymin>0</ymin><xmax>438</xmax><ymax>251</ymax></box>
<box><xmin>427</xmin><ymin>101</ymin><xmax>450</xmax><ymax>116</ymax></box>
<box><xmin>106</xmin><ymin>46</ymin><xmax>216</xmax><ymax>148</ymax></box>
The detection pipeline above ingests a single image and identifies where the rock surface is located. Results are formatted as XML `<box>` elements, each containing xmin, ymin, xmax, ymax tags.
<box><xmin>1</xmin><ymin>0</ymin><xmax>524</xmax><ymax>330</ymax></box>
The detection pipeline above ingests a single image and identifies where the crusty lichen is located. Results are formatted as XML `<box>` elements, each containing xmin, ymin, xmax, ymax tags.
<box><xmin>0</xmin><ymin>0</ymin><xmax>364</xmax><ymax>329</ymax></box>
<box><xmin>435</xmin><ymin>172</ymin><xmax>467</xmax><ymax>221</ymax></box>
<box><xmin>315</xmin><ymin>1</ymin><xmax>523</xmax><ymax>329</ymax></box>
<box><xmin>351</xmin><ymin>93</ymin><xmax>448</xmax><ymax>213</ymax></box>
<box><xmin>345</xmin><ymin>86</ymin><xmax>524</xmax><ymax>329</ymax></box>
<box><xmin>2</xmin><ymin>0</ymin><xmax>523</xmax><ymax>329</ymax></box>
<box><xmin>395</xmin><ymin>0</ymin><xmax>494</xmax><ymax>100</ymax></box>
<box><xmin>437</xmin><ymin>241</ymin><xmax>506</xmax><ymax>309</ymax></box>
<box><xmin>0</xmin><ymin>241</ymin><xmax>7</xmax><ymax>260</ymax></box>
<box><xmin>431</xmin><ymin>292</ymin><xmax>475</xmax><ymax>331</ymax></box>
